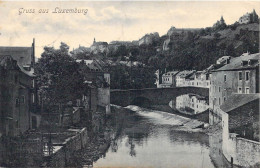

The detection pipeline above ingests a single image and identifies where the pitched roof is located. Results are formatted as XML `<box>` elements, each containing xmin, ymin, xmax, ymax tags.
<box><xmin>220</xmin><ymin>93</ymin><xmax>260</xmax><ymax>113</ymax></box>
<box><xmin>77</xmin><ymin>59</ymin><xmax>103</xmax><ymax>71</ymax></box>
<box><xmin>213</xmin><ymin>53</ymin><xmax>260</xmax><ymax>72</ymax></box>
<box><xmin>0</xmin><ymin>55</ymin><xmax>35</xmax><ymax>77</ymax></box>
<box><xmin>0</xmin><ymin>47</ymin><xmax>33</xmax><ymax>67</ymax></box>
<box><xmin>92</xmin><ymin>42</ymin><xmax>108</xmax><ymax>46</ymax></box>
<box><xmin>162</xmin><ymin>71</ymin><xmax>179</xmax><ymax>76</ymax></box>
<box><xmin>176</xmin><ymin>70</ymin><xmax>195</xmax><ymax>78</ymax></box>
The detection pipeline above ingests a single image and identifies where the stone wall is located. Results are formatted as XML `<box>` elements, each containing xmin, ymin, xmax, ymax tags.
<box><xmin>224</xmin><ymin>136</ymin><xmax>260</xmax><ymax>167</ymax></box>
<box><xmin>97</xmin><ymin>88</ymin><xmax>111</xmax><ymax>114</ymax></box>
<box><xmin>47</xmin><ymin>128</ymin><xmax>88</xmax><ymax>167</ymax></box>
<box><xmin>221</xmin><ymin>107</ymin><xmax>260</xmax><ymax>167</ymax></box>
<box><xmin>228</xmin><ymin>98</ymin><xmax>259</xmax><ymax>141</ymax></box>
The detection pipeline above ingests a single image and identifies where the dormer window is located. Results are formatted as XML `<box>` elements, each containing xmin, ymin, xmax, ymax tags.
<box><xmin>248</xmin><ymin>59</ymin><xmax>258</xmax><ymax>66</ymax></box>
<box><xmin>241</xmin><ymin>60</ymin><xmax>247</xmax><ymax>66</ymax></box>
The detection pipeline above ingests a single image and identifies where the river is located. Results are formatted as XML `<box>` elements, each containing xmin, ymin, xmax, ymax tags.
<box><xmin>90</xmin><ymin>105</ymin><xmax>231</xmax><ymax>168</ymax></box>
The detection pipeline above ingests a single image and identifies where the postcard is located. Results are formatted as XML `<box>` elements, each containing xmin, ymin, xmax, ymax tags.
<box><xmin>0</xmin><ymin>1</ymin><xmax>259</xmax><ymax>168</ymax></box>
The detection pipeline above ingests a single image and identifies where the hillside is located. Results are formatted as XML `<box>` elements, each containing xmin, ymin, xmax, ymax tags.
<box><xmin>71</xmin><ymin>15</ymin><xmax>259</xmax><ymax>89</ymax></box>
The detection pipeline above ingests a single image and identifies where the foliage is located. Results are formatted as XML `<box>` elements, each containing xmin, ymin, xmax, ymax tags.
<box><xmin>35</xmin><ymin>42</ymin><xmax>84</xmax><ymax>105</ymax></box>
<box><xmin>108</xmin><ymin>64</ymin><xmax>156</xmax><ymax>89</ymax></box>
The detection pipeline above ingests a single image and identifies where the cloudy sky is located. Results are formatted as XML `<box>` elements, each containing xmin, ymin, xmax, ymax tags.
<box><xmin>0</xmin><ymin>1</ymin><xmax>259</xmax><ymax>58</ymax></box>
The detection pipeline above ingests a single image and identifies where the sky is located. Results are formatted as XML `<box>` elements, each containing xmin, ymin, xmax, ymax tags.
<box><xmin>0</xmin><ymin>1</ymin><xmax>259</xmax><ymax>58</ymax></box>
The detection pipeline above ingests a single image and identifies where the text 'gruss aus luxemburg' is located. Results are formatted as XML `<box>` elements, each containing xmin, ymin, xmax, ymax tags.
<box><xmin>18</xmin><ymin>7</ymin><xmax>88</xmax><ymax>15</ymax></box>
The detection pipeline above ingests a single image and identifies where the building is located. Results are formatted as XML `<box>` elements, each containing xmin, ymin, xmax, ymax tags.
<box><xmin>176</xmin><ymin>70</ymin><xmax>196</xmax><ymax>87</ymax></box>
<box><xmin>213</xmin><ymin>16</ymin><xmax>226</xmax><ymax>28</ymax></box>
<box><xmin>0</xmin><ymin>40</ymin><xmax>38</xmax><ymax>136</ymax></box>
<box><xmin>238</xmin><ymin>9</ymin><xmax>259</xmax><ymax>24</ymax></box>
<box><xmin>138</xmin><ymin>32</ymin><xmax>159</xmax><ymax>46</ymax></box>
<box><xmin>159</xmin><ymin>71</ymin><xmax>179</xmax><ymax>88</ymax></box>
<box><xmin>155</xmin><ymin>69</ymin><xmax>163</xmax><ymax>88</ymax></box>
<box><xmin>190</xmin><ymin>71</ymin><xmax>210</xmax><ymax>88</ymax></box>
<box><xmin>209</xmin><ymin>52</ymin><xmax>260</xmax><ymax>124</ymax></box>
<box><xmin>90</xmin><ymin>38</ymin><xmax>109</xmax><ymax>55</ymax></box>
<box><xmin>163</xmin><ymin>27</ymin><xmax>199</xmax><ymax>51</ymax></box>
<box><xmin>77</xmin><ymin>59</ymin><xmax>111</xmax><ymax>115</ymax></box>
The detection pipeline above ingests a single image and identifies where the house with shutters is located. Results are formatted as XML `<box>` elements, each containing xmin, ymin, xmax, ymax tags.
<box><xmin>209</xmin><ymin>52</ymin><xmax>259</xmax><ymax>125</ymax></box>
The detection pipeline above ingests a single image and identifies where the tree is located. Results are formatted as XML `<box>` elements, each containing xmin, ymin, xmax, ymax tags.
<box><xmin>35</xmin><ymin>42</ymin><xmax>84</xmax><ymax>123</ymax></box>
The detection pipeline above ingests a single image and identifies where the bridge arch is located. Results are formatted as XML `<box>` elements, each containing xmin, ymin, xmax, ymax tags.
<box><xmin>111</xmin><ymin>87</ymin><xmax>209</xmax><ymax>107</ymax></box>
<box><xmin>130</xmin><ymin>96</ymin><xmax>152</xmax><ymax>108</ymax></box>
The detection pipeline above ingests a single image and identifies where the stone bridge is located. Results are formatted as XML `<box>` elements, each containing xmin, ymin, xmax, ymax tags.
<box><xmin>110</xmin><ymin>87</ymin><xmax>209</xmax><ymax>107</ymax></box>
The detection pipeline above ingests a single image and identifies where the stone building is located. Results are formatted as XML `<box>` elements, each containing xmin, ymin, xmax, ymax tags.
<box><xmin>0</xmin><ymin>39</ymin><xmax>39</xmax><ymax>137</ymax></box>
<box><xmin>90</xmin><ymin>38</ymin><xmax>109</xmax><ymax>55</ymax></box>
<box><xmin>159</xmin><ymin>71</ymin><xmax>179</xmax><ymax>88</ymax></box>
<box><xmin>0</xmin><ymin>55</ymin><xmax>37</xmax><ymax>136</ymax></box>
<box><xmin>238</xmin><ymin>9</ymin><xmax>259</xmax><ymax>24</ymax></box>
<box><xmin>213</xmin><ymin>16</ymin><xmax>226</xmax><ymax>28</ymax></box>
<box><xmin>209</xmin><ymin>52</ymin><xmax>260</xmax><ymax>125</ymax></box>
<box><xmin>209</xmin><ymin>52</ymin><xmax>259</xmax><ymax>110</ymax></box>
<box><xmin>77</xmin><ymin>59</ymin><xmax>111</xmax><ymax>114</ymax></box>
<box><xmin>176</xmin><ymin>70</ymin><xmax>196</xmax><ymax>87</ymax></box>
<box><xmin>138</xmin><ymin>32</ymin><xmax>159</xmax><ymax>46</ymax></box>
<box><xmin>162</xmin><ymin>26</ymin><xmax>199</xmax><ymax>51</ymax></box>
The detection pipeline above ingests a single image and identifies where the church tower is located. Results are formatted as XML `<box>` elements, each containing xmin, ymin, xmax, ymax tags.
<box><xmin>220</xmin><ymin>16</ymin><xmax>225</xmax><ymax>24</ymax></box>
<box><xmin>93</xmin><ymin>38</ymin><xmax>96</xmax><ymax>44</ymax></box>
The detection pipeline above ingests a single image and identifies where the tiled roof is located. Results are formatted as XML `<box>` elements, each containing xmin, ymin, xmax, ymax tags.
<box><xmin>0</xmin><ymin>54</ymin><xmax>35</xmax><ymax>77</ymax></box>
<box><xmin>162</xmin><ymin>71</ymin><xmax>179</xmax><ymax>76</ymax></box>
<box><xmin>220</xmin><ymin>93</ymin><xmax>260</xmax><ymax>113</ymax></box>
<box><xmin>0</xmin><ymin>47</ymin><xmax>33</xmax><ymax>67</ymax></box>
<box><xmin>213</xmin><ymin>53</ymin><xmax>260</xmax><ymax>71</ymax></box>
<box><xmin>176</xmin><ymin>70</ymin><xmax>195</xmax><ymax>78</ymax></box>
<box><xmin>77</xmin><ymin>59</ymin><xmax>103</xmax><ymax>71</ymax></box>
<box><xmin>92</xmin><ymin>42</ymin><xmax>108</xmax><ymax>46</ymax></box>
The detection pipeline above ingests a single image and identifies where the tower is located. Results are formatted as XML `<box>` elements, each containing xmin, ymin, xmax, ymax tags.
<box><xmin>252</xmin><ymin>9</ymin><xmax>258</xmax><ymax>22</ymax></box>
<box><xmin>93</xmin><ymin>38</ymin><xmax>96</xmax><ymax>44</ymax></box>
<box><xmin>220</xmin><ymin>16</ymin><xmax>225</xmax><ymax>24</ymax></box>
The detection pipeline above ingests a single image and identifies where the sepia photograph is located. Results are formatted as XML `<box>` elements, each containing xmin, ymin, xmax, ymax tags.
<box><xmin>0</xmin><ymin>1</ymin><xmax>259</xmax><ymax>167</ymax></box>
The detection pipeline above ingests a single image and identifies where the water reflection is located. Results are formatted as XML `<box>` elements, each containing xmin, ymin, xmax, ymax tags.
<box><xmin>93</xmin><ymin>106</ymin><xmax>230</xmax><ymax>168</ymax></box>
<box><xmin>169</xmin><ymin>94</ymin><xmax>209</xmax><ymax>115</ymax></box>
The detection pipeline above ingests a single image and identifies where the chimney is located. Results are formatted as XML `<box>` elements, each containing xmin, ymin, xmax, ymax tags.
<box><xmin>32</xmin><ymin>38</ymin><xmax>35</xmax><ymax>67</ymax></box>
<box><xmin>226</xmin><ymin>57</ymin><xmax>231</xmax><ymax>64</ymax></box>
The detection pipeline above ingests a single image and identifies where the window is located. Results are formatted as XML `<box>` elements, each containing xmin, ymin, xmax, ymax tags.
<box><xmin>245</xmin><ymin>71</ymin><xmax>249</xmax><ymax>81</ymax></box>
<box><xmin>223</xmin><ymin>97</ymin><xmax>226</xmax><ymax>102</ymax></box>
<box><xmin>15</xmin><ymin>98</ymin><xmax>19</xmax><ymax>107</ymax></box>
<box><xmin>31</xmin><ymin>93</ymin><xmax>35</xmax><ymax>103</ymax></box>
<box><xmin>219</xmin><ymin>87</ymin><xmax>221</xmax><ymax>92</ymax></box>
<box><xmin>224</xmin><ymin>74</ymin><xmax>226</xmax><ymax>82</ymax></box>
<box><xmin>32</xmin><ymin>79</ymin><xmax>35</xmax><ymax>88</ymax></box>
<box><xmin>238</xmin><ymin>87</ymin><xmax>242</xmax><ymax>93</ymax></box>
<box><xmin>245</xmin><ymin>87</ymin><xmax>250</xmax><ymax>94</ymax></box>
<box><xmin>238</xmin><ymin>71</ymin><xmax>242</xmax><ymax>80</ymax></box>
<box><xmin>16</xmin><ymin>120</ymin><xmax>19</xmax><ymax>128</ymax></box>
<box><xmin>219</xmin><ymin>98</ymin><xmax>221</xmax><ymax>105</ymax></box>
<box><xmin>14</xmin><ymin>75</ymin><xmax>18</xmax><ymax>83</ymax></box>
<box><xmin>20</xmin><ymin>96</ymin><xmax>25</xmax><ymax>104</ymax></box>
